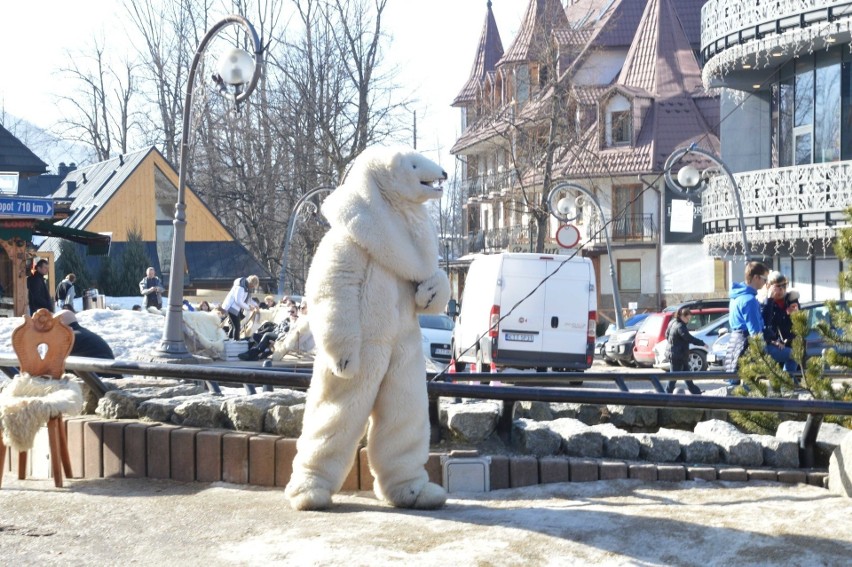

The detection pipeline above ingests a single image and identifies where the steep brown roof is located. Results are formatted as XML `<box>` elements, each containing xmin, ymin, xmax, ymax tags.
<box><xmin>499</xmin><ymin>0</ymin><xmax>571</xmax><ymax>65</ymax></box>
<box><xmin>557</xmin><ymin>0</ymin><xmax>719</xmax><ymax>178</ymax></box>
<box><xmin>617</xmin><ymin>0</ymin><xmax>703</xmax><ymax>97</ymax></box>
<box><xmin>453</xmin><ymin>1</ymin><xmax>504</xmax><ymax>107</ymax></box>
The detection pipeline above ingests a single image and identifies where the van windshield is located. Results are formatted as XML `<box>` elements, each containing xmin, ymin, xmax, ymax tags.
<box><xmin>418</xmin><ymin>314</ymin><xmax>454</xmax><ymax>331</ymax></box>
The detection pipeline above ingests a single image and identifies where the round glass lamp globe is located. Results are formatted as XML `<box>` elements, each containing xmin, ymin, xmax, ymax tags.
<box><xmin>556</xmin><ymin>196</ymin><xmax>574</xmax><ymax>215</ymax></box>
<box><xmin>218</xmin><ymin>48</ymin><xmax>255</xmax><ymax>85</ymax></box>
<box><xmin>677</xmin><ymin>165</ymin><xmax>701</xmax><ymax>188</ymax></box>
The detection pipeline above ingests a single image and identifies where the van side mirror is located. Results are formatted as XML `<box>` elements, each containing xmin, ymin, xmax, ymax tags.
<box><xmin>447</xmin><ymin>298</ymin><xmax>459</xmax><ymax>318</ymax></box>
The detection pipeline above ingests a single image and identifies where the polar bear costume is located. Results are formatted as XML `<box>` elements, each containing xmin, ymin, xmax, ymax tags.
<box><xmin>284</xmin><ymin>146</ymin><xmax>450</xmax><ymax>511</ymax></box>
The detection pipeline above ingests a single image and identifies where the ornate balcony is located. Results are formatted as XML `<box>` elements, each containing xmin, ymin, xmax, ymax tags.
<box><xmin>459</xmin><ymin>170</ymin><xmax>519</xmax><ymax>201</ymax></box>
<box><xmin>701</xmin><ymin>161</ymin><xmax>852</xmax><ymax>256</ymax></box>
<box><xmin>700</xmin><ymin>0</ymin><xmax>852</xmax><ymax>84</ymax></box>
<box><xmin>587</xmin><ymin>214</ymin><xmax>658</xmax><ymax>247</ymax></box>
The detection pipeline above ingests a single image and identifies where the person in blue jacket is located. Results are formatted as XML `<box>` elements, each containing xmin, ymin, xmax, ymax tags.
<box><xmin>725</xmin><ymin>261</ymin><xmax>770</xmax><ymax>381</ymax></box>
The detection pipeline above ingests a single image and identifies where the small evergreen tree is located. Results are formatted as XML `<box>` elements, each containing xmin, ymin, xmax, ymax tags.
<box><xmin>56</xmin><ymin>240</ymin><xmax>91</xmax><ymax>290</ymax></box>
<box><xmin>731</xmin><ymin>207</ymin><xmax>852</xmax><ymax>432</ymax></box>
<box><xmin>114</xmin><ymin>226</ymin><xmax>152</xmax><ymax>296</ymax></box>
<box><xmin>97</xmin><ymin>255</ymin><xmax>119</xmax><ymax>295</ymax></box>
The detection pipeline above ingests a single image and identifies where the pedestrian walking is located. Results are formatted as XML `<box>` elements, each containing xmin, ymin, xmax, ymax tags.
<box><xmin>665</xmin><ymin>306</ymin><xmax>706</xmax><ymax>395</ymax></box>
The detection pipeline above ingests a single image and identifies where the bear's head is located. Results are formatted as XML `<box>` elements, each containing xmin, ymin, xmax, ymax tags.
<box><xmin>344</xmin><ymin>146</ymin><xmax>447</xmax><ymax>207</ymax></box>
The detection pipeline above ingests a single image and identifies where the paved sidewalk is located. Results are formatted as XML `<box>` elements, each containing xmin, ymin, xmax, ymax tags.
<box><xmin>2</xmin><ymin>476</ymin><xmax>850</xmax><ymax>565</ymax></box>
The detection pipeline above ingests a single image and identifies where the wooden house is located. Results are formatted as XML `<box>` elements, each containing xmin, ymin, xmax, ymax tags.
<box><xmin>38</xmin><ymin>146</ymin><xmax>273</xmax><ymax>292</ymax></box>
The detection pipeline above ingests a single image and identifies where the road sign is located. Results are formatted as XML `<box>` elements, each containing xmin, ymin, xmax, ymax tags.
<box><xmin>555</xmin><ymin>224</ymin><xmax>580</xmax><ymax>248</ymax></box>
<box><xmin>0</xmin><ymin>197</ymin><xmax>54</xmax><ymax>219</ymax></box>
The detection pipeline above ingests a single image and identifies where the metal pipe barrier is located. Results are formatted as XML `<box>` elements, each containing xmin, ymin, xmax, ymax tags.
<box><xmin>2</xmin><ymin>354</ymin><xmax>850</xmax><ymax>468</ymax></box>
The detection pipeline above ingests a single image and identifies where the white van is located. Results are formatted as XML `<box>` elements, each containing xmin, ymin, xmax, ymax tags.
<box><xmin>451</xmin><ymin>253</ymin><xmax>597</xmax><ymax>372</ymax></box>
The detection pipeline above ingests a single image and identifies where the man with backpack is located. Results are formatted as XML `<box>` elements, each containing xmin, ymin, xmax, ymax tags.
<box><xmin>56</xmin><ymin>273</ymin><xmax>77</xmax><ymax>311</ymax></box>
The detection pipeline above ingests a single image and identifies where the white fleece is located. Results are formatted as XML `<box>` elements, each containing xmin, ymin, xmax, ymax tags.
<box><xmin>285</xmin><ymin>147</ymin><xmax>450</xmax><ymax>511</ymax></box>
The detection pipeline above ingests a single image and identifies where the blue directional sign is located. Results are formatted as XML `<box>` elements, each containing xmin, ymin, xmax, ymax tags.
<box><xmin>0</xmin><ymin>197</ymin><xmax>54</xmax><ymax>219</ymax></box>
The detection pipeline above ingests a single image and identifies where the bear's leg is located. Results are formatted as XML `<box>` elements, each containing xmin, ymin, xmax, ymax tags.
<box><xmin>285</xmin><ymin>349</ymin><xmax>388</xmax><ymax>511</ymax></box>
<box><xmin>369</xmin><ymin>334</ymin><xmax>446</xmax><ymax>509</ymax></box>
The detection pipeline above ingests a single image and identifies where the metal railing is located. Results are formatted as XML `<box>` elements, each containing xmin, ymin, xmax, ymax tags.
<box><xmin>589</xmin><ymin>213</ymin><xmax>658</xmax><ymax>244</ymax></box>
<box><xmin>2</xmin><ymin>353</ymin><xmax>850</xmax><ymax>468</ymax></box>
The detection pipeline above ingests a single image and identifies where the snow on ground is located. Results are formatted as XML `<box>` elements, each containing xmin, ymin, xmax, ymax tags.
<box><xmin>0</xmin><ymin>298</ymin><xmax>173</xmax><ymax>361</ymax></box>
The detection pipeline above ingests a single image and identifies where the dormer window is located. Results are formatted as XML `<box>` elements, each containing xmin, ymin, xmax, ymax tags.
<box><xmin>604</xmin><ymin>94</ymin><xmax>632</xmax><ymax>147</ymax></box>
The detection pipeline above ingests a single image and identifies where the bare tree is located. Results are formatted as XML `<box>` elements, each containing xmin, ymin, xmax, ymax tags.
<box><xmin>56</xmin><ymin>41</ymin><xmax>140</xmax><ymax>161</ymax></box>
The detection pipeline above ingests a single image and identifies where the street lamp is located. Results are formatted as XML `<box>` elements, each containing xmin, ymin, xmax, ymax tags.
<box><xmin>547</xmin><ymin>183</ymin><xmax>624</xmax><ymax>330</ymax></box>
<box><xmin>278</xmin><ymin>186</ymin><xmax>335</xmax><ymax>296</ymax></box>
<box><xmin>663</xmin><ymin>143</ymin><xmax>751</xmax><ymax>260</ymax></box>
<box><xmin>156</xmin><ymin>15</ymin><xmax>263</xmax><ymax>360</ymax></box>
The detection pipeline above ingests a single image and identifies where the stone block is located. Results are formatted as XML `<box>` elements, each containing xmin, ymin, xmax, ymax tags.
<box><xmin>591</xmin><ymin>423</ymin><xmax>640</xmax><ymax>460</ymax></box>
<box><xmin>509</xmin><ymin>456</ymin><xmax>539</xmax><ymax>487</ymax></box>
<box><xmin>716</xmin><ymin>466</ymin><xmax>748</xmax><ymax>482</ymax></box>
<box><xmin>776</xmin><ymin>469</ymin><xmax>807</xmax><ymax>485</ymax></box>
<box><xmin>828</xmin><ymin>432</ymin><xmax>852</xmax><ymax>497</ymax></box>
<box><xmin>538</xmin><ymin>456</ymin><xmax>569</xmax><ymax>484</ymax></box>
<box><xmin>489</xmin><ymin>454</ymin><xmax>510</xmax><ymax>490</ymax></box>
<box><xmin>511</xmin><ymin>419</ymin><xmax>561</xmax><ymax>457</ymax></box>
<box><xmin>124</xmin><ymin>422</ymin><xmax>154</xmax><ymax>479</ymax></box>
<box><xmin>636</xmin><ymin>434</ymin><xmax>681</xmax><ymax>463</ymax></box>
<box><xmin>446</xmin><ymin>401</ymin><xmax>499</xmax><ymax>443</ymax></box>
<box><xmin>747</xmin><ymin>468</ymin><xmax>778</xmax><ymax>482</ymax></box>
<box><xmin>550</xmin><ymin>418</ymin><xmax>604</xmax><ymax>458</ymax></box>
<box><xmin>426</xmin><ymin>453</ymin><xmax>444</xmax><ymax>486</ymax></box>
<box><xmin>599</xmin><ymin>460</ymin><xmax>628</xmax><ymax>480</ymax></box>
<box><xmin>778</xmin><ymin>420</ymin><xmax>851</xmax><ymax>468</ymax></box>
<box><xmin>568</xmin><ymin>458</ymin><xmax>599</xmax><ymax>482</ymax></box>
<box><xmin>628</xmin><ymin>463</ymin><xmax>657</xmax><ymax>481</ymax></box>
<box><xmin>222</xmin><ymin>432</ymin><xmax>250</xmax><ymax>484</ymax></box>
<box><xmin>657</xmin><ymin>464</ymin><xmax>686</xmax><ymax>482</ymax></box>
<box><xmin>686</xmin><ymin>466</ymin><xmax>716</xmax><ymax>482</ymax></box>
<box><xmin>341</xmin><ymin>454</ymin><xmax>360</xmax><ymax>492</ymax></box>
<box><xmin>607</xmin><ymin>405</ymin><xmax>658</xmax><ymax>429</ymax></box>
<box><xmin>274</xmin><ymin>438</ymin><xmax>297</xmax><ymax>487</ymax></box>
<box><xmin>83</xmin><ymin>420</ymin><xmax>107</xmax><ymax>478</ymax></box>
<box><xmin>753</xmin><ymin>434</ymin><xmax>799</xmax><ymax>469</ymax></box>
<box><xmin>694</xmin><ymin>420</ymin><xmax>762</xmax><ymax>467</ymax></box>
<box><xmin>102</xmin><ymin>421</ymin><xmax>127</xmax><ymax>478</ymax></box>
<box><xmin>196</xmin><ymin>430</ymin><xmax>226</xmax><ymax>483</ymax></box>
<box><xmin>248</xmin><ymin>434</ymin><xmax>278</xmax><ymax>487</ymax></box>
<box><xmin>807</xmin><ymin>471</ymin><xmax>828</xmax><ymax>488</ymax></box>
<box><xmin>147</xmin><ymin>425</ymin><xmax>180</xmax><ymax>479</ymax></box>
<box><xmin>359</xmin><ymin>447</ymin><xmax>375</xmax><ymax>491</ymax></box>
<box><xmin>170</xmin><ymin>427</ymin><xmax>200</xmax><ymax>482</ymax></box>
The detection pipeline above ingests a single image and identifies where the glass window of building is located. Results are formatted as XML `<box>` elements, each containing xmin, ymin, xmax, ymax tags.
<box><xmin>815</xmin><ymin>50</ymin><xmax>841</xmax><ymax>163</ymax></box>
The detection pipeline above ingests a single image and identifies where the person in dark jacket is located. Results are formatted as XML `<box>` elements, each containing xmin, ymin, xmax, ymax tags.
<box><xmin>665</xmin><ymin>307</ymin><xmax>707</xmax><ymax>394</ymax></box>
<box><xmin>760</xmin><ymin>271</ymin><xmax>797</xmax><ymax>373</ymax></box>
<box><xmin>27</xmin><ymin>258</ymin><xmax>54</xmax><ymax>315</ymax></box>
<box><xmin>139</xmin><ymin>267</ymin><xmax>164</xmax><ymax>310</ymax></box>
<box><xmin>56</xmin><ymin>309</ymin><xmax>122</xmax><ymax>378</ymax></box>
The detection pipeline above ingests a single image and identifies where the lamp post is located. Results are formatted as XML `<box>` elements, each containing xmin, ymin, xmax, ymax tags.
<box><xmin>277</xmin><ymin>186</ymin><xmax>335</xmax><ymax>296</ymax></box>
<box><xmin>547</xmin><ymin>183</ymin><xmax>624</xmax><ymax>330</ymax></box>
<box><xmin>156</xmin><ymin>15</ymin><xmax>263</xmax><ymax>360</ymax></box>
<box><xmin>663</xmin><ymin>143</ymin><xmax>751</xmax><ymax>260</ymax></box>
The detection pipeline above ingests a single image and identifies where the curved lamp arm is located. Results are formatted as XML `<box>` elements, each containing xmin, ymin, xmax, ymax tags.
<box><xmin>278</xmin><ymin>186</ymin><xmax>335</xmax><ymax>295</ymax></box>
<box><xmin>547</xmin><ymin>183</ymin><xmax>624</xmax><ymax>330</ymax></box>
<box><xmin>664</xmin><ymin>144</ymin><xmax>751</xmax><ymax>261</ymax></box>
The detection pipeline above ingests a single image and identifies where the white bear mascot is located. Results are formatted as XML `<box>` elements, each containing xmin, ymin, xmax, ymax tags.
<box><xmin>285</xmin><ymin>146</ymin><xmax>451</xmax><ymax>510</ymax></box>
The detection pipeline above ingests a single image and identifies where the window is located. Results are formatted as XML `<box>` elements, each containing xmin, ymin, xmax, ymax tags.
<box><xmin>617</xmin><ymin>259</ymin><xmax>641</xmax><ymax>292</ymax></box>
<box><xmin>612</xmin><ymin>184</ymin><xmax>643</xmax><ymax>239</ymax></box>
<box><xmin>604</xmin><ymin>94</ymin><xmax>632</xmax><ymax>147</ymax></box>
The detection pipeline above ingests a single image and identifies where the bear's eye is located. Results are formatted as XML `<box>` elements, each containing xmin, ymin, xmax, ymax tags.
<box><xmin>412</xmin><ymin>164</ymin><xmax>417</xmax><ymax>169</ymax></box>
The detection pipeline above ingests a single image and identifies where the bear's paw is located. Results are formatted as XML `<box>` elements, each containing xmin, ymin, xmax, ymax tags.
<box><xmin>285</xmin><ymin>485</ymin><xmax>333</xmax><ymax>511</ymax></box>
<box><xmin>413</xmin><ymin>482</ymin><xmax>448</xmax><ymax>509</ymax></box>
<box><xmin>415</xmin><ymin>270</ymin><xmax>450</xmax><ymax>314</ymax></box>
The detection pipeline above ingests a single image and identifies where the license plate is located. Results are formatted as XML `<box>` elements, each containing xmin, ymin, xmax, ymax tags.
<box><xmin>505</xmin><ymin>332</ymin><xmax>534</xmax><ymax>342</ymax></box>
<box><xmin>706</xmin><ymin>353</ymin><xmax>716</xmax><ymax>363</ymax></box>
<box><xmin>434</xmin><ymin>348</ymin><xmax>451</xmax><ymax>356</ymax></box>
<box><xmin>638</xmin><ymin>339</ymin><xmax>648</xmax><ymax>346</ymax></box>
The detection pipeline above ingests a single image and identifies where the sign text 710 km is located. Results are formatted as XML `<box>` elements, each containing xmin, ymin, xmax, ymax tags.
<box><xmin>0</xmin><ymin>197</ymin><xmax>54</xmax><ymax>219</ymax></box>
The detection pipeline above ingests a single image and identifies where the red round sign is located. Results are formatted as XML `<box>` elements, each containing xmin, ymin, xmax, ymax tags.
<box><xmin>556</xmin><ymin>224</ymin><xmax>580</xmax><ymax>248</ymax></box>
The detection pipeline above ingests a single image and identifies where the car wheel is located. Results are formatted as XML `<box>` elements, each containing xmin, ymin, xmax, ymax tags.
<box><xmin>687</xmin><ymin>350</ymin><xmax>707</xmax><ymax>372</ymax></box>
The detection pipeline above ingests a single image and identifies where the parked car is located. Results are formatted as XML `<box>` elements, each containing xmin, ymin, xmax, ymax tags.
<box><xmin>708</xmin><ymin>300</ymin><xmax>851</xmax><ymax>367</ymax></box>
<box><xmin>605</xmin><ymin>324</ymin><xmax>642</xmax><ymax>367</ymax></box>
<box><xmin>632</xmin><ymin>303</ymin><xmax>729</xmax><ymax>367</ymax></box>
<box><xmin>420</xmin><ymin>314</ymin><xmax>455</xmax><ymax>366</ymax></box>
<box><xmin>653</xmin><ymin>315</ymin><xmax>732</xmax><ymax>372</ymax></box>
<box><xmin>595</xmin><ymin>312</ymin><xmax>652</xmax><ymax>365</ymax></box>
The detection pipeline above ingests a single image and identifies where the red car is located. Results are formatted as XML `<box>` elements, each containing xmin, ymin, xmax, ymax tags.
<box><xmin>632</xmin><ymin>305</ymin><xmax>729</xmax><ymax>367</ymax></box>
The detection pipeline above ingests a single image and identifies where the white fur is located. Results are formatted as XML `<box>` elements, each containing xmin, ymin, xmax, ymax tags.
<box><xmin>285</xmin><ymin>147</ymin><xmax>449</xmax><ymax>510</ymax></box>
<box><xmin>0</xmin><ymin>373</ymin><xmax>83</xmax><ymax>451</ymax></box>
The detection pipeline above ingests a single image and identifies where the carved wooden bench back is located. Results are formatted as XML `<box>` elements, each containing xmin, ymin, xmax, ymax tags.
<box><xmin>11</xmin><ymin>308</ymin><xmax>74</xmax><ymax>379</ymax></box>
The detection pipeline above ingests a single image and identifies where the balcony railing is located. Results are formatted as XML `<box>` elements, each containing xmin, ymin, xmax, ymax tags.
<box><xmin>588</xmin><ymin>214</ymin><xmax>658</xmax><ymax>245</ymax></box>
<box><xmin>460</xmin><ymin>170</ymin><xmax>519</xmax><ymax>200</ymax></box>
<box><xmin>463</xmin><ymin>224</ymin><xmax>533</xmax><ymax>254</ymax></box>
<box><xmin>701</xmin><ymin>161</ymin><xmax>852</xmax><ymax>254</ymax></box>
<box><xmin>701</xmin><ymin>0</ymin><xmax>852</xmax><ymax>70</ymax></box>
